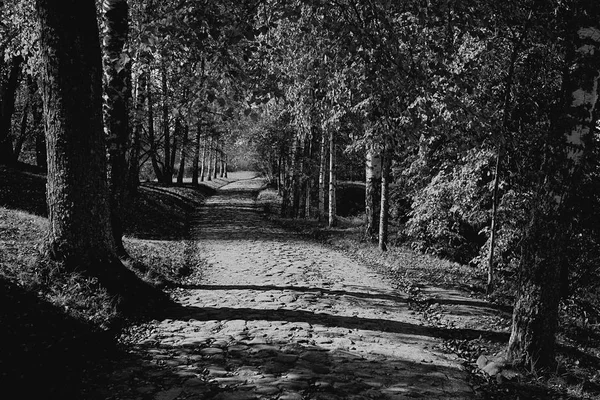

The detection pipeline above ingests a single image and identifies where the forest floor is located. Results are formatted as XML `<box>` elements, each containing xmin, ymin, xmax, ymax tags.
<box><xmin>1</xmin><ymin>168</ymin><xmax>599</xmax><ymax>399</ymax></box>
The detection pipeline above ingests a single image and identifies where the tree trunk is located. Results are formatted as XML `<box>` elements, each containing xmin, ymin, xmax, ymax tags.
<box><xmin>200</xmin><ymin>133</ymin><xmax>207</xmax><ymax>182</ymax></box>
<box><xmin>33</xmin><ymin>90</ymin><xmax>46</xmax><ymax>169</ymax></box>
<box><xmin>206</xmin><ymin>136</ymin><xmax>213</xmax><ymax>181</ymax></box>
<box><xmin>507</xmin><ymin>12</ymin><xmax>600</xmax><ymax>370</ymax></box>
<box><xmin>147</xmin><ymin>78</ymin><xmax>162</xmax><ymax>181</ymax></box>
<box><xmin>378</xmin><ymin>138</ymin><xmax>391</xmax><ymax>251</ymax></box>
<box><xmin>12</xmin><ymin>85</ymin><xmax>30</xmax><ymax>163</ymax></box>
<box><xmin>177</xmin><ymin>123</ymin><xmax>188</xmax><ymax>184</ymax></box>
<box><xmin>103</xmin><ymin>0</ymin><xmax>131</xmax><ymax>256</ymax></box>
<box><xmin>318</xmin><ymin>131</ymin><xmax>327</xmax><ymax>221</ymax></box>
<box><xmin>212</xmin><ymin>137</ymin><xmax>218</xmax><ymax>179</ymax></box>
<box><xmin>36</xmin><ymin>0</ymin><xmax>117</xmax><ymax>265</ymax></box>
<box><xmin>35</xmin><ymin>0</ymin><xmax>169</xmax><ymax>313</ymax></box>
<box><xmin>328</xmin><ymin>129</ymin><xmax>336</xmax><ymax>228</ymax></box>
<box><xmin>487</xmin><ymin>148</ymin><xmax>501</xmax><ymax>293</ymax></box>
<box><xmin>365</xmin><ymin>141</ymin><xmax>381</xmax><ymax>239</ymax></box>
<box><xmin>223</xmin><ymin>153</ymin><xmax>228</xmax><ymax>178</ymax></box>
<box><xmin>192</xmin><ymin>121</ymin><xmax>201</xmax><ymax>184</ymax></box>
<box><xmin>127</xmin><ymin>69</ymin><xmax>147</xmax><ymax>194</ymax></box>
<box><xmin>0</xmin><ymin>55</ymin><xmax>23</xmax><ymax>164</ymax></box>
<box><xmin>161</xmin><ymin>63</ymin><xmax>170</xmax><ymax>184</ymax></box>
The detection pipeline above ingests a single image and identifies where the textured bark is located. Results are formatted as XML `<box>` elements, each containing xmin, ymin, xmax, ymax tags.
<box><xmin>212</xmin><ymin>137</ymin><xmax>219</xmax><ymax>179</ymax></box>
<box><xmin>318</xmin><ymin>131</ymin><xmax>327</xmax><ymax>221</ymax></box>
<box><xmin>12</xmin><ymin>85</ymin><xmax>30</xmax><ymax>163</ymax></box>
<box><xmin>36</xmin><ymin>0</ymin><xmax>116</xmax><ymax>264</ymax></box>
<box><xmin>177</xmin><ymin>123</ymin><xmax>188</xmax><ymax>184</ymax></box>
<box><xmin>147</xmin><ymin>79</ymin><xmax>162</xmax><ymax>181</ymax></box>
<box><xmin>35</xmin><ymin>0</ymin><xmax>170</xmax><ymax>313</ymax></box>
<box><xmin>507</xmin><ymin>8</ymin><xmax>600</xmax><ymax>370</ymax></box>
<box><xmin>487</xmin><ymin>149</ymin><xmax>501</xmax><ymax>293</ymax></box>
<box><xmin>104</xmin><ymin>0</ymin><xmax>131</xmax><ymax>256</ymax></box>
<box><xmin>161</xmin><ymin>64</ymin><xmax>171</xmax><ymax>183</ymax></box>
<box><xmin>200</xmin><ymin>133</ymin><xmax>207</xmax><ymax>182</ymax></box>
<box><xmin>328</xmin><ymin>129</ymin><xmax>336</xmax><ymax>228</ymax></box>
<box><xmin>0</xmin><ymin>55</ymin><xmax>23</xmax><ymax>164</ymax></box>
<box><xmin>365</xmin><ymin>142</ymin><xmax>381</xmax><ymax>239</ymax></box>
<box><xmin>206</xmin><ymin>136</ymin><xmax>213</xmax><ymax>181</ymax></box>
<box><xmin>192</xmin><ymin>122</ymin><xmax>200</xmax><ymax>184</ymax></box>
<box><xmin>378</xmin><ymin>139</ymin><xmax>390</xmax><ymax>251</ymax></box>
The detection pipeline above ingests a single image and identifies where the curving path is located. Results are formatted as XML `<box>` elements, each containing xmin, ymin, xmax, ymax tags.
<box><xmin>92</xmin><ymin>177</ymin><xmax>474</xmax><ymax>400</ymax></box>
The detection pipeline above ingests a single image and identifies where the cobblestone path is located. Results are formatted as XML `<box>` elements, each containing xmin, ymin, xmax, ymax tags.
<box><xmin>93</xmin><ymin>177</ymin><xmax>474</xmax><ymax>400</ymax></box>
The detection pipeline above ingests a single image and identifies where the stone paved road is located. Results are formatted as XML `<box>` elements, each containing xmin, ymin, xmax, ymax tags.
<box><xmin>91</xmin><ymin>177</ymin><xmax>474</xmax><ymax>400</ymax></box>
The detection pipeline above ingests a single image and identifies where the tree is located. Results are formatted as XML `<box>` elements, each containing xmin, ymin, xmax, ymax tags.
<box><xmin>506</xmin><ymin>2</ymin><xmax>600</xmax><ymax>370</ymax></box>
<box><xmin>36</xmin><ymin>0</ymin><xmax>116</xmax><ymax>265</ymax></box>
<box><xmin>103</xmin><ymin>0</ymin><xmax>131</xmax><ymax>256</ymax></box>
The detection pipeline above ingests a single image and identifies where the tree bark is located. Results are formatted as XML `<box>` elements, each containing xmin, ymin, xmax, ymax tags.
<box><xmin>318</xmin><ymin>130</ymin><xmax>327</xmax><ymax>221</ymax></box>
<box><xmin>200</xmin><ymin>132</ymin><xmax>207</xmax><ymax>182</ymax></box>
<box><xmin>378</xmin><ymin>138</ymin><xmax>391</xmax><ymax>251</ymax></box>
<box><xmin>147</xmin><ymin>77</ymin><xmax>162</xmax><ymax>181</ymax></box>
<box><xmin>206</xmin><ymin>135</ymin><xmax>213</xmax><ymax>181</ymax></box>
<box><xmin>12</xmin><ymin>84</ymin><xmax>30</xmax><ymax>163</ymax></box>
<box><xmin>103</xmin><ymin>0</ymin><xmax>131</xmax><ymax>256</ymax></box>
<box><xmin>507</xmin><ymin>9</ymin><xmax>600</xmax><ymax>370</ymax></box>
<box><xmin>177</xmin><ymin>123</ymin><xmax>188</xmax><ymax>184</ymax></box>
<box><xmin>36</xmin><ymin>0</ymin><xmax>117</xmax><ymax>265</ymax></box>
<box><xmin>212</xmin><ymin>136</ymin><xmax>219</xmax><ymax>179</ymax></box>
<box><xmin>161</xmin><ymin>63</ymin><xmax>171</xmax><ymax>184</ymax></box>
<box><xmin>328</xmin><ymin>129</ymin><xmax>336</xmax><ymax>228</ymax></box>
<box><xmin>192</xmin><ymin>121</ymin><xmax>201</xmax><ymax>184</ymax></box>
<box><xmin>35</xmin><ymin>0</ymin><xmax>169</xmax><ymax>312</ymax></box>
<box><xmin>365</xmin><ymin>141</ymin><xmax>381</xmax><ymax>239</ymax></box>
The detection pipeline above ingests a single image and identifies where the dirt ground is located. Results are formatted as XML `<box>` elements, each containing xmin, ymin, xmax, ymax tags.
<box><xmin>87</xmin><ymin>177</ymin><xmax>478</xmax><ymax>400</ymax></box>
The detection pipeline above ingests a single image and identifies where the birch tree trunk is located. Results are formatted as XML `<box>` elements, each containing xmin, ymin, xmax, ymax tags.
<box><xmin>212</xmin><ymin>137</ymin><xmax>219</xmax><ymax>179</ymax></box>
<box><xmin>200</xmin><ymin>133</ymin><xmax>207</xmax><ymax>182</ymax></box>
<box><xmin>365</xmin><ymin>141</ymin><xmax>381</xmax><ymax>239</ymax></box>
<box><xmin>127</xmin><ymin>70</ymin><xmax>146</xmax><ymax>194</ymax></box>
<box><xmin>507</xmin><ymin>10</ymin><xmax>600</xmax><ymax>370</ymax></box>
<box><xmin>147</xmin><ymin>78</ymin><xmax>163</xmax><ymax>181</ymax></box>
<box><xmin>192</xmin><ymin>121</ymin><xmax>201</xmax><ymax>184</ymax></box>
<box><xmin>378</xmin><ymin>138</ymin><xmax>391</xmax><ymax>251</ymax></box>
<box><xmin>206</xmin><ymin>136</ymin><xmax>213</xmax><ymax>181</ymax></box>
<box><xmin>318</xmin><ymin>131</ymin><xmax>327</xmax><ymax>221</ymax></box>
<box><xmin>328</xmin><ymin>129</ymin><xmax>336</xmax><ymax>228</ymax></box>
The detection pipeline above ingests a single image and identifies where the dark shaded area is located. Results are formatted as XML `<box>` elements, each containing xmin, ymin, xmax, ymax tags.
<box><xmin>124</xmin><ymin>183</ymin><xmax>215</xmax><ymax>240</ymax></box>
<box><xmin>336</xmin><ymin>182</ymin><xmax>365</xmax><ymax>217</ymax></box>
<box><xmin>167</xmin><ymin>305</ymin><xmax>509</xmax><ymax>343</ymax></box>
<box><xmin>0</xmin><ymin>277</ymin><xmax>120</xmax><ymax>399</ymax></box>
<box><xmin>177</xmin><ymin>283</ymin><xmax>409</xmax><ymax>304</ymax></box>
<box><xmin>0</xmin><ymin>165</ymin><xmax>47</xmax><ymax>216</ymax></box>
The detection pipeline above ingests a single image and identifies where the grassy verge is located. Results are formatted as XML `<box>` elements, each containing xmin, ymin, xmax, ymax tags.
<box><xmin>0</xmin><ymin>166</ymin><xmax>218</xmax><ymax>397</ymax></box>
